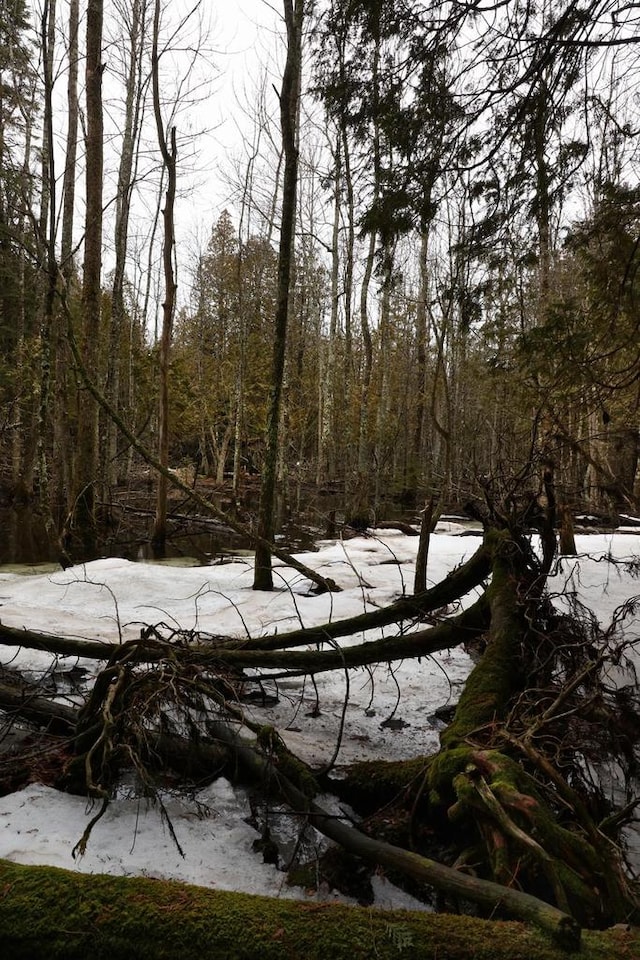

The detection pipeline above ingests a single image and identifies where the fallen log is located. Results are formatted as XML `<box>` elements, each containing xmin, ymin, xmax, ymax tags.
<box><xmin>0</xmin><ymin>540</ymin><xmax>491</xmax><ymax>664</ymax></box>
<box><xmin>3</xmin><ymin>859</ymin><xmax>638</xmax><ymax>960</ymax></box>
<box><xmin>0</xmin><ymin>623</ymin><xmax>114</xmax><ymax>661</ymax></box>
<box><xmin>242</xmin><ymin>539</ymin><xmax>491</xmax><ymax>651</ymax></box>
<box><xmin>0</xmin><ymin>594</ymin><xmax>490</xmax><ymax>678</ymax></box>
<box><xmin>0</xmin><ymin>678</ymin><xmax>77</xmax><ymax>733</ymax></box>
<box><xmin>374</xmin><ymin>520</ymin><xmax>420</xmax><ymax>535</ymax></box>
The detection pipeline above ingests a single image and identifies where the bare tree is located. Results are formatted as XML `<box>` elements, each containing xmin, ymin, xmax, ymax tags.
<box><xmin>72</xmin><ymin>0</ymin><xmax>104</xmax><ymax>552</ymax></box>
<box><xmin>150</xmin><ymin>0</ymin><xmax>178</xmax><ymax>552</ymax></box>
<box><xmin>34</xmin><ymin>0</ymin><xmax>58</xmax><ymax>524</ymax></box>
<box><xmin>51</xmin><ymin>0</ymin><xmax>80</xmax><ymax>511</ymax></box>
<box><xmin>253</xmin><ymin>0</ymin><xmax>304</xmax><ymax>591</ymax></box>
<box><xmin>60</xmin><ymin>0</ymin><xmax>79</xmax><ymax>283</ymax></box>
<box><xmin>104</xmin><ymin>0</ymin><xmax>149</xmax><ymax>489</ymax></box>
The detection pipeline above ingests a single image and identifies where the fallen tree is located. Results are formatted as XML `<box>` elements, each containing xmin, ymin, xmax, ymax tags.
<box><xmin>2</xmin><ymin>859</ymin><xmax>640</xmax><ymax>960</ymax></box>
<box><xmin>1</xmin><ymin>506</ymin><xmax>640</xmax><ymax>950</ymax></box>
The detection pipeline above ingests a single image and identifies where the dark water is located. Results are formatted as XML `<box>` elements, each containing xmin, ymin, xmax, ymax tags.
<box><xmin>1</xmin><ymin>506</ymin><xmax>60</xmax><ymax>566</ymax></box>
<box><xmin>0</xmin><ymin>489</ymin><xmax>379</xmax><ymax>567</ymax></box>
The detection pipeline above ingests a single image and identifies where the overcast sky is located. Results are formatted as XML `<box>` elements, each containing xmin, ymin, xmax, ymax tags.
<box><xmin>189</xmin><ymin>1</ymin><xmax>282</xmax><ymax>229</ymax></box>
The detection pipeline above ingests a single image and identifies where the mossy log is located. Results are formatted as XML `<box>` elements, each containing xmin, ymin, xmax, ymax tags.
<box><xmin>334</xmin><ymin>527</ymin><xmax>640</xmax><ymax>931</ymax></box>
<box><xmin>2</xmin><ymin>859</ymin><xmax>640</xmax><ymax>960</ymax></box>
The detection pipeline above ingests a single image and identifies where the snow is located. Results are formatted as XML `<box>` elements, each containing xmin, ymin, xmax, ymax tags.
<box><xmin>0</xmin><ymin>528</ymin><xmax>639</xmax><ymax>906</ymax></box>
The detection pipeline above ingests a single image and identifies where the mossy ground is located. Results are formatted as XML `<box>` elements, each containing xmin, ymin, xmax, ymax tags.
<box><xmin>1</xmin><ymin>859</ymin><xmax>639</xmax><ymax>959</ymax></box>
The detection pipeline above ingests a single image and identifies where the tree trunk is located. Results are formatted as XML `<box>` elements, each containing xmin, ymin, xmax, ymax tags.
<box><xmin>253</xmin><ymin>0</ymin><xmax>304</xmax><ymax>591</ymax></box>
<box><xmin>408</xmin><ymin>229</ymin><xmax>430</xmax><ymax>499</ymax></box>
<box><xmin>150</xmin><ymin>0</ymin><xmax>177</xmax><ymax>553</ymax></box>
<box><xmin>105</xmin><ymin>0</ymin><xmax>146</xmax><ymax>489</ymax></box>
<box><xmin>356</xmin><ymin>224</ymin><xmax>375</xmax><ymax>482</ymax></box>
<box><xmin>34</xmin><ymin>0</ymin><xmax>57</xmax><ymax>523</ymax></box>
<box><xmin>413</xmin><ymin>495</ymin><xmax>439</xmax><ymax>594</ymax></box>
<box><xmin>55</xmin><ymin>0</ymin><xmax>80</xmax><ymax>511</ymax></box>
<box><xmin>73</xmin><ymin>0</ymin><xmax>104</xmax><ymax>554</ymax></box>
<box><xmin>60</xmin><ymin>0</ymin><xmax>79</xmax><ymax>284</ymax></box>
<box><xmin>317</xmin><ymin>131</ymin><xmax>341</xmax><ymax>487</ymax></box>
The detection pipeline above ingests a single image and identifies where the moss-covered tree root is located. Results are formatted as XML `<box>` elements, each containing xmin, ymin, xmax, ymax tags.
<box><xmin>1</xmin><ymin>859</ymin><xmax>639</xmax><ymax>960</ymax></box>
<box><xmin>426</xmin><ymin>528</ymin><xmax>640</xmax><ymax>929</ymax></box>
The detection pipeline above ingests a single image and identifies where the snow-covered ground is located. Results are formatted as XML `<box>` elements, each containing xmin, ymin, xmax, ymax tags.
<box><xmin>0</xmin><ymin>526</ymin><xmax>639</xmax><ymax>905</ymax></box>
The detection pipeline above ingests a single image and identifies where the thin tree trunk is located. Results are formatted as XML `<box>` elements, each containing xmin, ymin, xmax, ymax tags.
<box><xmin>372</xmin><ymin>245</ymin><xmax>394</xmax><ymax>510</ymax></box>
<box><xmin>60</xmin><ymin>0</ymin><xmax>79</xmax><ymax>283</ymax></box>
<box><xmin>56</xmin><ymin>0</ymin><xmax>79</xmax><ymax>509</ymax></box>
<box><xmin>253</xmin><ymin>0</ymin><xmax>304</xmax><ymax>591</ymax></box>
<box><xmin>410</xmin><ymin>229</ymin><xmax>430</xmax><ymax>497</ymax></box>
<box><xmin>106</xmin><ymin>0</ymin><xmax>146</xmax><ymax>488</ymax></box>
<box><xmin>356</xmin><ymin>230</ymin><xmax>375</xmax><ymax>477</ymax></box>
<box><xmin>35</xmin><ymin>0</ymin><xmax>57</xmax><ymax>525</ymax></box>
<box><xmin>317</xmin><ymin>133</ymin><xmax>341</xmax><ymax>487</ymax></box>
<box><xmin>73</xmin><ymin>0</ymin><xmax>104</xmax><ymax>552</ymax></box>
<box><xmin>150</xmin><ymin>0</ymin><xmax>177</xmax><ymax>552</ymax></box>
<box><xmin>11</xmin><ymin>67</ymin><xmax>38</xmax><ymax>498</ymax></box>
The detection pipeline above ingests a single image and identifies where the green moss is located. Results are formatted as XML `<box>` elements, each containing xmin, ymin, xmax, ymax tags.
<box><xmin>1</xmin><ymin>859</ymin><xmax>639</xmax><ymax>959</ymax></box>
<box><xmin>432</xmin><ymin>749</ymin><xmax>623</xmax><ymax>926</ymax></box>
<box><xmin>336</xmin><ymin>755</ymin><xmax>431</xmax><ymax>812</ymax></box>
<box><xmin>439</xmin><ymin>627</ymin><xmax>519</xmax><ymax>749</ymax></box>
<box><xmin>427</xmin><ymin>746</ymin><xmax>472</xmax><ymax>806</ymax></box>
<box><xmin>439</xmin><ymin>531</ymin><xmax>528</xmax><ymax>750</ymax></box>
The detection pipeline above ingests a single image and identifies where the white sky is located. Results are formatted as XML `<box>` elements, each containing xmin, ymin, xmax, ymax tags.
<box><xmin>175</xmin><ymin>0</ymin><xmax>283</xmax><ymax>240</ymax></box>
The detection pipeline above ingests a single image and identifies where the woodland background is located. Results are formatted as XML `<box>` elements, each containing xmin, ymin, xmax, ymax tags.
<box><xmin>0</xmin><ymin>0</ymin><xmax>639</xmax><ymax>561</ymax></box>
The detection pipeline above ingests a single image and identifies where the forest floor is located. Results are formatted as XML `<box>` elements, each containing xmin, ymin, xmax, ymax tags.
<box><xmin>1</xmin><ymin>523</ymin><xmax>640</xmax><ymax>910</ymax></box>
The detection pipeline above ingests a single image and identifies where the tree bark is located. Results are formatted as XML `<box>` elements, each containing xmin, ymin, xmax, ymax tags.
<box><xmin>55</xmin><ymin>0</ymin><xmax>80</xmax><ymax>509</ymax></box>
<box><xmin>73</xmin><ymin>0</ymin><xmax>104</xmax><ymax>553</ymax></box>
<box><xmin>413</xmin><ymin>496</ymin><xmax>439</xmax><ymax>595</ymax></box>
<box><xmin>60</xmin><ymin>0</ymin><xmax>79</xmax><ymax>284</ymax></box>
<box><xmin>105</xmin><ymin>0</ymin><xmax>146</xmax><ymax>488</ymax></box>
<box><xmin>34</xmin><ymin>0</ymin><xmax>57</xmax><ymax>520</ymax></box>
<box><xmin>150</xmin><ymin>0</ymin><xmax>178</xmax><ymax>553</ymax></box>
<box><xmin>253</xmin><ymin>0</ymin><xmax>304</xmax><ymax>591</ymax></box>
